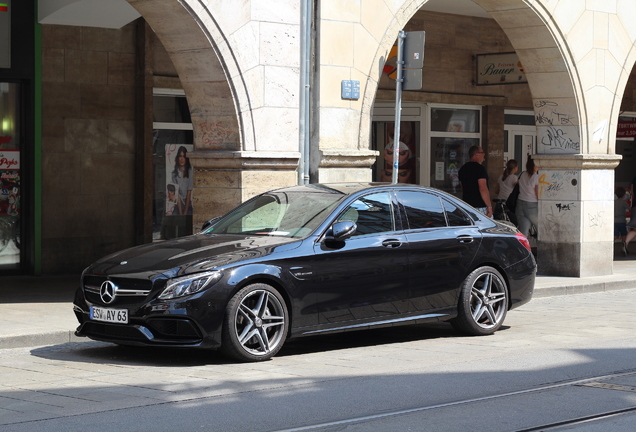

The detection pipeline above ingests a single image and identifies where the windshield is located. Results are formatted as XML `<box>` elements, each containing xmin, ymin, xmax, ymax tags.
<box><xmin>204</xmin><ymin>189</ymin><xmax>345</xmax><ymax>238</ymax></box>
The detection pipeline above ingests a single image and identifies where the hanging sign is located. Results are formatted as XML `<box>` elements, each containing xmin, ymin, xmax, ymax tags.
<box><xmin>475</xmin><ymin>52</ymin><xmax>526</xmax><ymax>85</ymax></box>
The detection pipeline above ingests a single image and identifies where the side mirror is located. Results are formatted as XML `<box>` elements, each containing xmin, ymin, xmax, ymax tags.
<box><xmin>201</xmin><ymin>217</ymin><xmax>221</xmax><ymax>232</ymax></box>
<box><xmin>326</xmin><ymin>220</ymin><xmax>357</xmax><ymax>242</ymax></box>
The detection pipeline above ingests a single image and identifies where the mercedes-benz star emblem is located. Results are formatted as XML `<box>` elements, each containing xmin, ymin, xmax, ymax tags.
<box><xmin>100</xmin><ymin>281</ymin><xmax>118</xmax><ymax>304</ymax></box>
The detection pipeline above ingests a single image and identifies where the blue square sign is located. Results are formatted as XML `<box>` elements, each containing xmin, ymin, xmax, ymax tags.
<box><xmin>341</xmin><ymin>80</ymin><xmax>360</xmax><ymax>100</ymax></box>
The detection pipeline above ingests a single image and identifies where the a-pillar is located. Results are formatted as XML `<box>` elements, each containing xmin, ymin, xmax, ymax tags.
<box><xmin>532</xmin><ymin>154</ymin><xmax>621</xmax><ymax>277</ymax></box>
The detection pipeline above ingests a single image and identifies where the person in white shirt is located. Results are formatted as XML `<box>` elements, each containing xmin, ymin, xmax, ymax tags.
<box><xmin>495</xmin><ymin>159</ymin><xmax>518</xmax><ymax>201</ymax></box>
<box><xmin>516</xmin><ymin>158</ymin><xmax>539</xmax><ymax>237</ymax></box>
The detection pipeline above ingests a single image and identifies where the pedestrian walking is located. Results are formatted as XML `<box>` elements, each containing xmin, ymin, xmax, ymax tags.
<box><xmin>495</xmin><ymin>159</ymin><xmax>519</xmax><ymax>201</ymax></box>
<box><xmin>516</xmin><ymin>157</ymin><xmax>539</xmax><ymax>238</ymax></box>
<box><xmin>458</xmin><ymin>145</ymin><xmax>493</xmax><ymax>217</ymax></box>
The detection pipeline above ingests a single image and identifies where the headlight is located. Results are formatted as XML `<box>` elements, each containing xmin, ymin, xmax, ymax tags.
<box><xmin>158</xmin><ymin>271</ymin><xmax>223</xmax><ymax>300</ymax></box>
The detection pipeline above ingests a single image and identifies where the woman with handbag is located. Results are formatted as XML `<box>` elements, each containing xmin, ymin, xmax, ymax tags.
<box><xmin>495</xmin><ymin>159</ymin><xmax>519</xmax><ymax>201</ymax></box>
<box><xmin>516</xmin><ymin>158</ymin><xmax>539</xmax><ymax>238</ymax></box>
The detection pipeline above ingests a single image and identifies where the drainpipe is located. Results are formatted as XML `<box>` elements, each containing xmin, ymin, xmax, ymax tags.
<box><xmin>299</xmin><ymin>0</ymin><xmax>312</xmax><ymax>185</ymax></box>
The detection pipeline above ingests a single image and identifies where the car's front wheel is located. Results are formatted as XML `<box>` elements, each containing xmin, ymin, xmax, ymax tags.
<box><xmin>221</xmin><ymin>283</ymin><xmax>289</xmax><ymax>362</ymax></box>
<box><xmin>451</xmin><ymin>266</ymin><xmax>508</xmax><ymax>336</ymax></box>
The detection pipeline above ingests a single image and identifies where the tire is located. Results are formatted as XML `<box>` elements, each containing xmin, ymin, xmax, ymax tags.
<box><xmin>451</xmin><ymin>266</ymin><xmax>508</xmax><ymax>336</ymax></box>
<box><xmin>221</xmin><ymin>283</ymin><xmax>289</xmax><ymax>362</ymax></box>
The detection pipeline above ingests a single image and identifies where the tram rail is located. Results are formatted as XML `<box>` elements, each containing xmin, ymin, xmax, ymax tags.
<box><xmin>269</xmin><ymin>369</ymin><xmax>636</xmax><ymax>432</ymax></box>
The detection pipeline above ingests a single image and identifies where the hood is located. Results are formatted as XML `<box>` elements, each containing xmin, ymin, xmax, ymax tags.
<box><xmin>87</xmin><ymin>234</ymin><xmax>301</xmax><ymax>280</ymax></box>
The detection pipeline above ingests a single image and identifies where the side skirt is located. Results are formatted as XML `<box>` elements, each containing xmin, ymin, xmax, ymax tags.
<box><xmin>300</xmin><ymin>313</ymin><xmax>449</xmax><ymax>336</ymax></box>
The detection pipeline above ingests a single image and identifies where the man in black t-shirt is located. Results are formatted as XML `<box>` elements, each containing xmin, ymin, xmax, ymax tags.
<box><xmin>458</xmin><ymin>145</ymin><xmax>493</xmax><ymax>217</ymax></box>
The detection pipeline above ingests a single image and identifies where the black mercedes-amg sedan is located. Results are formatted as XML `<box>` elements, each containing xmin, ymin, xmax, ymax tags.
<box><xmin>73</xmin><ymin>183</ymin><xmax>536</xmax><ymax>362</ymax></box>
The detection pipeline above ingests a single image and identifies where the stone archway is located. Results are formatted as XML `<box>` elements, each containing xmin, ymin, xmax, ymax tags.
<box><xmin>345</xmin><ymin>0</ymin><xmax>626</xmax><ymax>276</ymax></box>
<box><xmin>126</xmin><ymin>0</ymin><xmax>300</xmax><ymax>227</ymax></box>
<box><xmin>127</xmin><ymin>0</ymin><xmax>245</xmax><ymax>151</ymax></box>
<box><xmin>359</xmin><ymin>0</ymin><xmax>583</xmax><ymax>158</ymax></box>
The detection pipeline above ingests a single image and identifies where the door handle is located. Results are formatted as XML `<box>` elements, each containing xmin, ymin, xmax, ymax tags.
<box><xmin>382</xmin><ymin>239</ymin><xmax>402</xmax><ymax>248</ymax></box>
<box><xmin>456</xmin><ymin>235</ymin><xmax>474</xmax><ymax>244</ymax></box>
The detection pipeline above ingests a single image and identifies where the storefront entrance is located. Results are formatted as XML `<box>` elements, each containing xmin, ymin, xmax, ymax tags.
<box><xmin>371</xmin><ymin>102</ymin><xmax>482</xmax><ymax>199</ymax></box>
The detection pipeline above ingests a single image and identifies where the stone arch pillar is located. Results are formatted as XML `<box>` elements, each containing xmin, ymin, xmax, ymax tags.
<box><xmin>127</xmin><ymin>0</ymin><xmax>300</xmax><ymax>228</ymax></box>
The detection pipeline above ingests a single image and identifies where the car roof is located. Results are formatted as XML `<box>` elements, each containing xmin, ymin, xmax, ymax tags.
<box><xmin>272</xmin><ymin>182</ymin><xmax>438</xmax><ymax>196</ymax></box>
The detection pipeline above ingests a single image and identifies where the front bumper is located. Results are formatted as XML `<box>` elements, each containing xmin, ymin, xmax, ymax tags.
<box><xmin>73</xmin><ymin>286</ymin><xmax>224</xmax><ymax>349</ymax></box>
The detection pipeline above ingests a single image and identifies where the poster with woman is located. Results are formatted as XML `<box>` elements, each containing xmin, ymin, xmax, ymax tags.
<box><xmin>165</xmin><ymin>144</ymin><xmax>194</xmax><ymax>216</ymax></box>
<box><xmin>379</xmin><ymin>123</ymin><xmax>417</xmax><ymax>184</ymax></box>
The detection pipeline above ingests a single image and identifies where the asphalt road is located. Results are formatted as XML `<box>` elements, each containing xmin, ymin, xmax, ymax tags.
<box><xmin>2</xmin><ymin>289</ymin><xmax>636</xmax><ymax>432</ymax></box>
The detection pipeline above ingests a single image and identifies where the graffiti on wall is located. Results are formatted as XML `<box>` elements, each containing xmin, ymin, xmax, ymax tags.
<box><xmin>538</xmin><ymin>170</ymin><xmax>579</xmax><ymax>200</ymax></box>
<box><xmin>534</xmin><ymin>100</ymin><xmax>580</xmax><ymax>153</ymax></box>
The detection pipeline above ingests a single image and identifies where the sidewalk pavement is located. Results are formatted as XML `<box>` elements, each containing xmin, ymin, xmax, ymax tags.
<box><xmin>1</xmin><ymin>256</ymin><xmax>635</xmax><ymax>350</ymax></box>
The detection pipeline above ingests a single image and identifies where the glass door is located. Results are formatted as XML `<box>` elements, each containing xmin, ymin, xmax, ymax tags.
<box><xmin>428</xmin><ymin>105</ymin><xmax>482</xmax><ymax>198</ymax></box>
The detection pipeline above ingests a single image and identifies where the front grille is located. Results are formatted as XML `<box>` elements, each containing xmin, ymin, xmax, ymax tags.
<box><xmin>80</xmin><ymin>320</ymin><xmax>203</xmax><ymax>344</ymax></box>
<box><xmin>81</xmin><ymin>322</ymin><xmax>149</xmax><ymax>342</ymax></box>
<box><xmin>83</xmin><ymin>275</ymin><xmax>154</xmax><ymax>306</ymax></box>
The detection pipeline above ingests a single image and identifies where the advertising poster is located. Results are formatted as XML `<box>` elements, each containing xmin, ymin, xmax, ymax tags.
<box><xmin>165</xmin><ymin>144</ymin><xmax>194</xmax><ymax>216</ymax></box>
<box><xmin>380</xmin><ymin>122</ymin><xmax>417</xmax><ymax>184</ymax></box>
<box><xmin>0</xmin><ymin>149</ymin><xmax>19</xmax><ymax>216</ymax></box>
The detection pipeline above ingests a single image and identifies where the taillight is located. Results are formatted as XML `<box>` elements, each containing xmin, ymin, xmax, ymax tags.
<box><xmin>516</xmin><ymin>233</ymin><xmax>531</xmax><ymax>251</ymax></box>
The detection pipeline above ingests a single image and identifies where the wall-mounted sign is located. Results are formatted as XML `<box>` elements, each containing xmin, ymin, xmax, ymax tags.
<box><xmin>475</xmin><ymin>52</ymin><xmax>526</xmax><ymax>86</ymax></box>
<box><xmin>341</xmin><ymin>80</ymin><xmax>360</xmax><ymax>100</ymax></box>
<box><xmin>0</xmin><ymin>0</ymin><xmax>10</xmax><ymax>68</ymax></box>
<box><xmin>617</xmin><ymin>121</ymin><xmax>636</xmax><ymax>138</ymax></box>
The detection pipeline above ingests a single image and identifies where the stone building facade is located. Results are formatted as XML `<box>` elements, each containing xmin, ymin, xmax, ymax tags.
<box><xmin>4</xmin><ymin>0</ymin><xmax>636</xmax><ymax>277</ymax></box>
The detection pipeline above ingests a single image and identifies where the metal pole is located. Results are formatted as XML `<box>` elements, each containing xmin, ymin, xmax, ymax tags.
<box><xmin>299</xmin><ymin>0</ymin><xmax>312</xmax><ymax>185</ymax></box>
<box><xmin>392</xmin><ymin>31</ymin><xmax>406</xmax><ymax>184</ymax></box>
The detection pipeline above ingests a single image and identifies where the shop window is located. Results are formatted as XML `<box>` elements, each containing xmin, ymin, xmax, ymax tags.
<box><xmin>371</xmin><ymin>121</ymin><xmax>420</xmax><ymax>184</ymax></box>
<box><xmin>153</xmin><ymin>89</ymin><xmax>194</xmax><ymax>241</ymax></box>
<box><xmin>0</xmin><ymin>82</ymin><xmax>20</xmax><ymax>269</ymax></box>
<box><xmin>431</xmin><ymin>108</ymin><xmax>480</xmax><ymax>133</ymax></box>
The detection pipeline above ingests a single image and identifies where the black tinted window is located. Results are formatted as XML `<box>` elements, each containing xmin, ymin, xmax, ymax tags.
<box><xmin>396</xmin><ymin>191</ymin><xmax>447</xmax><ymax>229</ymax></box>
<box><xmin>337</xmin><ymin>192</ymin><xmax>395</xmax><ymax>236</ymax></box>
<box><xmin>442</xmin><ymin>199</ymin><xmax>473</xmax><ymax>226</ymax></box>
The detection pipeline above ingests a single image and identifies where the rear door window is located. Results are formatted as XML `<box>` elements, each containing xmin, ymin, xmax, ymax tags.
<box><xmin>395</xmin><ymin>191</ymin><xmax>447</xmax><ymax>229</ymax></box>
<box><xmin>442</xmin><ymin>199</ymin><xmax>473</xmax><ymax>226</ymax></box>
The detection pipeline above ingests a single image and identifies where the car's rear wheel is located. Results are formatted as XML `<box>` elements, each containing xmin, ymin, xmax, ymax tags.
<box><xmin>221</xmin><ymin>283</ymin><xmax>288</xmax><ymax>362</ymax></box>
<box><xmin>451</xmin><ymin>266</ymin><xmax>508</xmax><ymax>336</ymax></box>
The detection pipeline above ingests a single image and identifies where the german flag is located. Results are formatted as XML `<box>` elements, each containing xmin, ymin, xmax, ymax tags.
<box><xmin>0</xmin><ymin>4</ymin><xmax>7</xmax><ymax>13</ymax></box>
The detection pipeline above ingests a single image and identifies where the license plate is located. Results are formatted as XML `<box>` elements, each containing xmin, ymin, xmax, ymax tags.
<box><xmin>90</xmin><ymin>306</ymin><xmax>129</xmax><ymax>324</ymax></box>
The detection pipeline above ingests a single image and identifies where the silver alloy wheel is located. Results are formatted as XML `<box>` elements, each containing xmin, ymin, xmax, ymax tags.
<box><xmin>233</xmin><ymin>289</ymin><xmax>286</xmax><ymax>356</ymax></box>
<box><xmin>469</xmin><ymin>271</ymin><xmax>507</xmax><ymax>329</ymax></box>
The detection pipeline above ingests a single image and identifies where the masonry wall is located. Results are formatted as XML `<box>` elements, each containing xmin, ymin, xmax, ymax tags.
<box><xmin>41</xmin><ymin>23</ymin><xmax>138</xmax><ymax>273</ymax></box>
